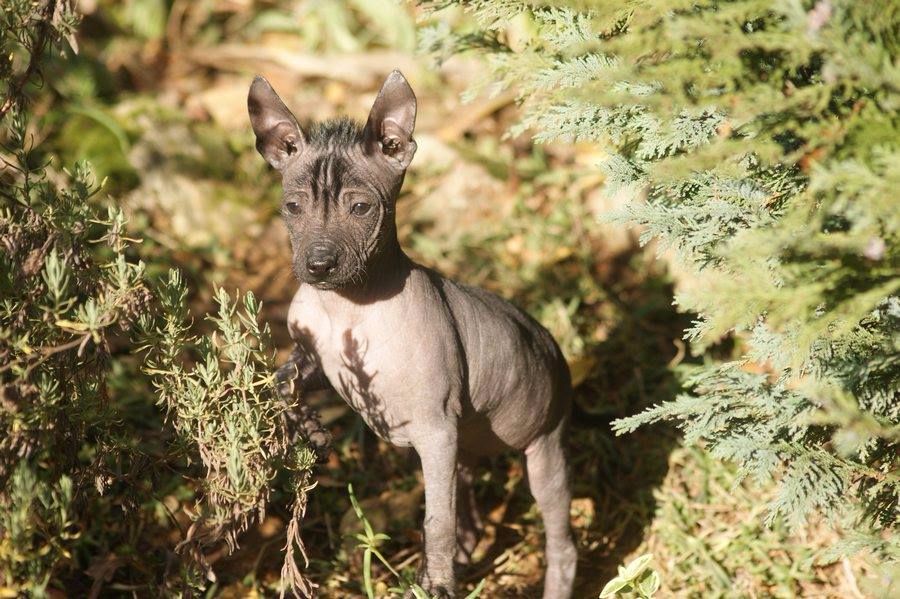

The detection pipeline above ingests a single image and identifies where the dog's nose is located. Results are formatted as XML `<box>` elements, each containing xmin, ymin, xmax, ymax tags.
<box><xmin>306</xmin><ymin>244</ymin><xmax>337</xmax><ymax>277</ymax></box>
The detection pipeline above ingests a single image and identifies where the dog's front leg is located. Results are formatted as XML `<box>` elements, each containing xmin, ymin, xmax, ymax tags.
<box><xmin>412</xmin><ymin>425</ymin><xmax>458</xmax><ymax>598</ymax></box>
<box><xmin>276</xmin><ymin>342</ymin><xmax>332</xmax><ymax>462</ymax></box>
<box><xmin>275</xmin><ymin>342</ymin><xmax>329</xmax><ymax>398</ymax></box>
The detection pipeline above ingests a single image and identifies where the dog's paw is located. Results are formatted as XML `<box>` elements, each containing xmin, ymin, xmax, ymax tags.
<box><xmin>275</xmin><ymin>360</ymin><xmax>299</xmax><ymax>401</ymax></box>
<box><xmin>403</xmin><ymin>586</ymin><xmax>452</xmax><ymax>599</ymax></box>
<box><xmin>298</xmin><ymin>405</ymin><xmax>332</xmax><ymax>463</ymax></box>
<box><xmin>410</xmin><ymin>570</ymin><xmax>455</xmax><ymax>599</ymax></box>
<box><xmin>282</xmin><ymin>403</ymin><xmax>332</xmax><ymax>463</ymax></box>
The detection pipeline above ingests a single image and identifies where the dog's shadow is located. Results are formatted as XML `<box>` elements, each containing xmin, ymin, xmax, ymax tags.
<box><xmin>336</xmin><ymin>329</ymin><xmax>399</xmax><ymax>442</ymax></box>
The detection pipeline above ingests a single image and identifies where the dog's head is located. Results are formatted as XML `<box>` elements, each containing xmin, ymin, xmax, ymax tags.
<box><xmin>248</xmin><ymin>71</ymin><xmax>417</xmax><ymax>289</ymax></box>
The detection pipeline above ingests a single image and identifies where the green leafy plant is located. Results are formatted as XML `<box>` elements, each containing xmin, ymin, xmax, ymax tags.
<box><xmin>1</xmin><ymin>2</ymin><xmax>319</xmax><ymax>594</ymax></box>
<box><xmin>1</xmin><ymin>0</ymin><xmax>78</xmax><ymax>121</ymax></box>
<box><xmin>140</xmin><ymin>279</ymin><xmax>318</xmax><ymax>595</ymax></box>
<box><xmin>348</xmin><ymin>484</ymin><xmax>485</xmax><ymax>599</ymax></box>
<box><xmin>421</xmin><ymin>0</ymin><xmax>898</xmax><ymax>569</ymax></box>
<box><xmin>1</xmin><ymin>5</ymin><xmax>153</xmax><ymax>592</ymax></box>
<box><xmin>598</xmin><ymin>554</ymin><xmax>660</xmax><ymax>599</ymax></box>
<box><xmin>349</xmin><ymin>483</ymin><xmax>408</xmax><ymax>599</ymax></box>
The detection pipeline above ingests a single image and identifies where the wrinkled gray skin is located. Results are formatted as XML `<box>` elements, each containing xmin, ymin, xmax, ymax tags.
<box><xmin>248</xmin><ymin>71</ymin><xmax>576</xmax><ymax>598</ymax></box>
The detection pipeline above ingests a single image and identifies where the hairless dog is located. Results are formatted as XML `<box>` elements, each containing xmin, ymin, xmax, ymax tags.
<box><xmin>249</xmin><ymin>70</ymin><xmax>577</xmax><ymax>598</ymax></box>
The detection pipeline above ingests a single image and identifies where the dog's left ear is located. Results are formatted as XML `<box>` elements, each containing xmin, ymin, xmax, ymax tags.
<box><xmin>363</xmin><ymin>70</ymin><xmax>417</xmax><ymax>170</ymax></box>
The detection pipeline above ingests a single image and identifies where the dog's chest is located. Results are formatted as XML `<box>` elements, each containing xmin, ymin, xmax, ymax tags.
<box><xmin>287</xmin><ymin>286</ymin><xmax>436</xmax><ymax>446</ymax></box>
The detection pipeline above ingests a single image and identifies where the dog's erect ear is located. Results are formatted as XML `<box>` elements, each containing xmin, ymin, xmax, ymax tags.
<box><xmin>363</xmin><ymin>70</ymin><xmax>417</xmax><ymax>170</ymax></box>
<box><xmin>248</xmin><ymin>76</ymin><xmax>305</xmax><ymax>171</ymax></box>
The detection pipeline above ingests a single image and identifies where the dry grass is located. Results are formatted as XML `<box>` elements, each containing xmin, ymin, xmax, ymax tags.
<box><xmin>632</xmin><ymin>447</ymin><xmax>885</xmax><ymax>599</ymax></box>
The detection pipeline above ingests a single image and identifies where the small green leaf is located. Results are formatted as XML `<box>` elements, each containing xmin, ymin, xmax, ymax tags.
<box><xmin>349</xmin><ymin>484</ymin><xmax>363</xmax><ymax>519</ymax></box>
<box><xmin>638</xmin><ymin>570</ymin><xmax>660</xmax><ymax>596</ymax></box>
<box><xmin>621</xmin><ymin>553</ymin><xmax>654</xmax><ymax>580</ymax></box>
<box><xmin>362</xmin><ymin>517</ymin><xmax>375</xmax><ymax>540</ymax></box>
<box><xmin>599</xmin><ymin>575</ymin><xmax>629</xmax><ymax>598</ymax></box>
<box><xmin>409</xmin><ymin>584</ymin><xmax>430</xmax><ymax>599</ymax></box>
<box><xmin>363</xmin><ymin>548</ymin><xmax>374</xmax><ymax>599</ymax></box>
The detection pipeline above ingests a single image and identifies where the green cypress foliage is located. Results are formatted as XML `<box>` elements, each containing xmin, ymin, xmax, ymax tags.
<box><xmin>421</xmin><ymin>0</ymin><xmax>898</xmax><ymax>556</ymax></box>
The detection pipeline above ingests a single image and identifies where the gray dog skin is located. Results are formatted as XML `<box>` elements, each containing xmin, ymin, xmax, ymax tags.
<box><xmin>248</xmin><ymin>70</ymin><xmax>577</xmax><ymax>598</ymax></box>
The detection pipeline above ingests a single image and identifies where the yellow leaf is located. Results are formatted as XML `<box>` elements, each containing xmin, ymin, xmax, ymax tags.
<box><xmin>567</xmin><ymin>355</ymin><xmax>597</xmax><ymax>388</ymax></box>
<box><xmin>553</xmin><ymin>246</ymin><xmax>573</xmax><ymax>261</ymax></box>
<box><xmin>55</xmin><ymin>320</ymin><xmax>89</xmax><ymax>331</ymax></box>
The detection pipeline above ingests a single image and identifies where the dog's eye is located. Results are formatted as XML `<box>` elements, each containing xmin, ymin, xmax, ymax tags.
<box><xmin>351</xmin><ymin>202</ymin><xmax>372</xmax><ymax>216</ymax></box>
<box><xmin>283</xmin><ymin>201</ymin><xmax>301</xmax><ymax>215</ymax></box>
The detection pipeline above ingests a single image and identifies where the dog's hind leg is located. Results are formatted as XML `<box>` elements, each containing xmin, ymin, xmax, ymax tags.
<box><xmin>525</xmin><ymin>418</ymin><xmax>577</xmax><ymax>599</ymax></box>
<box><xmin>455</xmin><ymin>452</ymin><xmax>483</xmax><ymax>565</ymax></box>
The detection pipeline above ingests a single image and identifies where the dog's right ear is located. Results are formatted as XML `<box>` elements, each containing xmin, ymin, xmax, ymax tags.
<box><xmin>248</xmin><ymin>76</ymin><xmax>305</xmax><ymax>171</ymax></box>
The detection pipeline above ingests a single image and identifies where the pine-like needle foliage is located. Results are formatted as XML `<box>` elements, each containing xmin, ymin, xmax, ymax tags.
<box><xmin>422</xmin><ymin>0</ymin><xmax>898</xmax><ymax>559</ymax></box>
